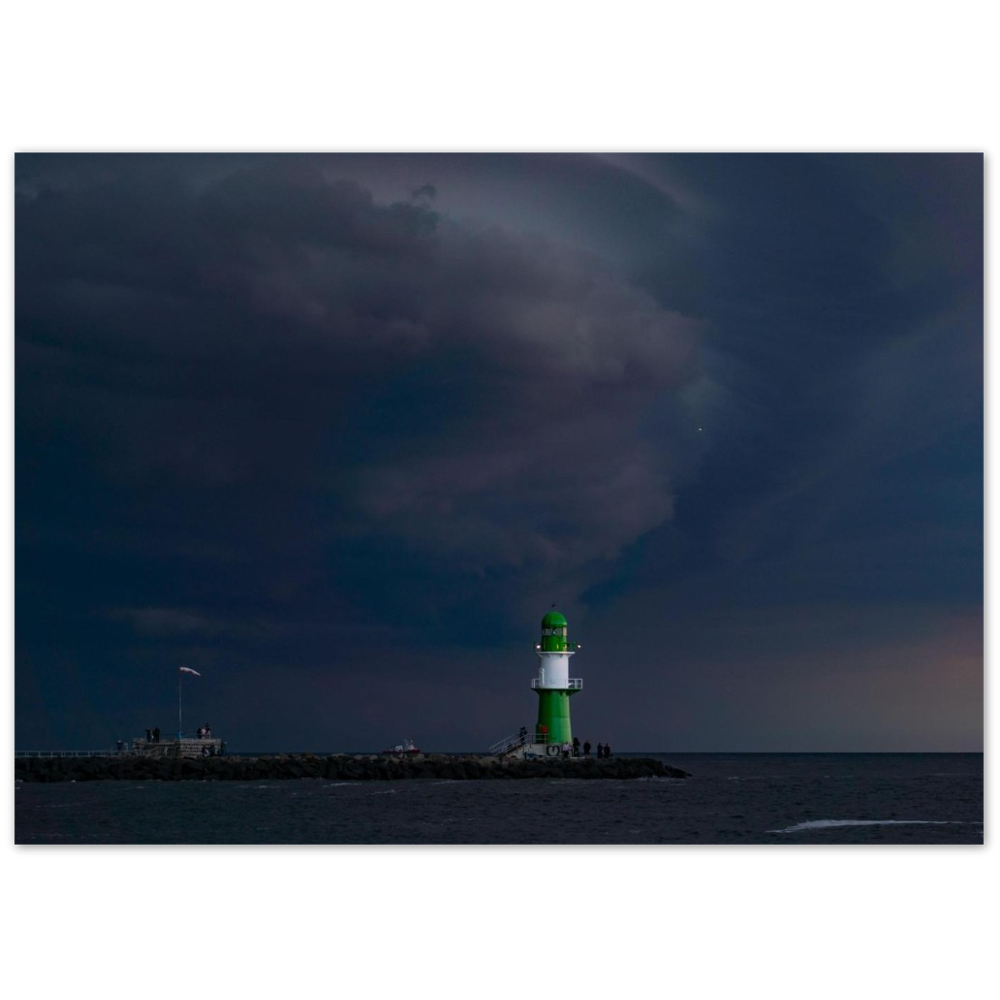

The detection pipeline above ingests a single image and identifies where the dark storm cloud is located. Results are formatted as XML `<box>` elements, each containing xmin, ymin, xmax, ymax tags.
<box><xmin>620</xmin><ymin>155</ymin><xmax>982</xmax><ymax>601</ymax></box>
<box><xmin>16</xmin><ymin>155</ymin><xmax>710</xmax><ymax>748</ymax></box>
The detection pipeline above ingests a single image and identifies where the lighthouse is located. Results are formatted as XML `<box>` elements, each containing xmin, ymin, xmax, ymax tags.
<box><xmin>532</xmin><ymin>609</ymin><xmax>582</xmax><ymax>751</ymax></box>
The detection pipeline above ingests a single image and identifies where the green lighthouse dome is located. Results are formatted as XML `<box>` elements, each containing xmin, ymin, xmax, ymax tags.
<box><xmin>540</xmin><ymin>609</ymin><xmax>569</xmax><ymax>652</ymax></box>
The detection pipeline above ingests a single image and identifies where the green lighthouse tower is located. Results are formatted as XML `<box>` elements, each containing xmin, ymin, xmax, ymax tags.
<box><xmin>532</xmin><ymin>609</ymin><xmax>582</xmax><ymax>749</ymax></box>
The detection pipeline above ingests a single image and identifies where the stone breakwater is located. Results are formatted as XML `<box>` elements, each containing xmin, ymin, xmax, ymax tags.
<box><xmin>15</xmin><ymin>753</ymin><xmax>691</xmax><ymax>783</ymax></box>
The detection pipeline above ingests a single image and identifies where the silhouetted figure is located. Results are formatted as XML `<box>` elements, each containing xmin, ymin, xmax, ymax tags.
<box><xmin>145</xmin><ymin>728</ymin><xmax>152</xmax><ymax>743</ymax></box>
<box><xmin>583</xmin><ymin>741</ymin><xmax>591</xmax><ymax>757</ymax></box>
<box><xmin>204</xmin><ymin>723</ymin><xmax>212</xmax><ymax>738</ymax></box>
<box><xmin>572</xmin><ymin>736</ymin><xmax>580</xmax><ymax>757</ymax></box>
<box><xmin>153</xmin><ymin>727</ymin><xmax>160</xmax><ymax>743</ymax></box>
<box><xmin>197</xmin><ymin>726</ymin><xmax>205</xmax><ymax>738</ymax></box>
<box><xmin>561</xmin><ymin>742</ymin><xmax>571</xmax><ymax>758</ymax></box>
<box><xmin>596</xmin><ymin>742</ymin><xmax>603</xmax><ymax>758</ymax></box>
<box><xmin>519</xmin><ymin>726</ymin><xmax>528</xmax><ymax>745</ymax></box>
<box><xmin>604</xmin><ymin>743</ymin><xmax>612</xmax><ymax>758</ymax></box>
<box><xmin>116</xmin><ymin>740</ymin><xmax>124</xmax><ymax>753</ymax></box>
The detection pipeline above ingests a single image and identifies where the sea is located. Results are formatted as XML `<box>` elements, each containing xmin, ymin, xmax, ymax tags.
<box><xmin>15</xmin><ymin>751</ymin><xmax>983</xmax><ymax>845</ymax></box>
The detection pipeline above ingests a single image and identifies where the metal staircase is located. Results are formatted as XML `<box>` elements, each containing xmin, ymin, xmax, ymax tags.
<box><xmin>488</xmin><ymin>731</ymin><xmax>528</xmax><ymax>757</ymax></box>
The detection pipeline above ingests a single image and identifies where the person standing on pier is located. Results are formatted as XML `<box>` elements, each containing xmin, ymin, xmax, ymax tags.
<box><xmin>583</xmin><ymin>741</ymin><xmax>591</xmax><ymax>757</ymax></box>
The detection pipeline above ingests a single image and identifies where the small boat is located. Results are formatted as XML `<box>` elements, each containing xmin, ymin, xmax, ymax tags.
<box><xmin>381</xmin><ymin>738</ymin><xmax>421</xmax><ymax>755</ymax></box>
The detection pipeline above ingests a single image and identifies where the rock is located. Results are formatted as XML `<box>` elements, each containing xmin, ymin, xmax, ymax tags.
<box><xmin>14</xmin><ymin>752</ymin><xmax>691</xmax><ymax>782</ymax></box>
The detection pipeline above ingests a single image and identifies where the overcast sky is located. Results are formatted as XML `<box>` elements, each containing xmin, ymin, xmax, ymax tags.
<box><xmin>15</xmin><ymin>152</ymin><xmax>982</xmax><ymax>752</ymax></box>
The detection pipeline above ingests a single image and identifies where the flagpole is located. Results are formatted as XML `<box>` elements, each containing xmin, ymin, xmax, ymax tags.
<box><xmin>177</xmin><ymin>668</ymin><xmax>201</xmax><ymax>739</ymax></box>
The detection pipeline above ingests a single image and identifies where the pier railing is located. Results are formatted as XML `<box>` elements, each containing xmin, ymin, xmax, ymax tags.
<box><xmin>17</xmin><ymin>738</ymin><xmax>226</xmax><ymax>760</ymax></box>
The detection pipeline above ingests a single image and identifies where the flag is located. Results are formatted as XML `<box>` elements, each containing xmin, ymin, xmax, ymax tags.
<box><xmin>179</xmin><ymin>667</ymin><xmax>201</xmax><ymax>676</ymax></box>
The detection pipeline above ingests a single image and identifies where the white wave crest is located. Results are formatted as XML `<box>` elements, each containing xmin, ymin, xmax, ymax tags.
<box><xmin>771</xmin><ymin>819</ymin><xmax>966</xmax><ymax>833</ymax></box>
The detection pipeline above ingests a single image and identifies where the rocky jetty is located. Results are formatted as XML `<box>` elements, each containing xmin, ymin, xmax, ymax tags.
<box><xmin>15</xmin><ymin>753</ymin><xmax>691</xmax><ymax>783</ymax></box>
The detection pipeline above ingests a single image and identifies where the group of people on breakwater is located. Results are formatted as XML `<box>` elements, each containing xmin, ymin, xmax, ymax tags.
<box><xmin>518</xmin><ymin>728</ymin><xmax>612</xmax><ymax>758</ymax></box>
<box><xmin>576</xmin><ymin>737</ymin><xmax>612</xmax><ymax>758</ymax></box>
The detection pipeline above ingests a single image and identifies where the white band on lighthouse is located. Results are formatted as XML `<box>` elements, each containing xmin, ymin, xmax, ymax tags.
<box><xmin>534</xmin><ymin>650</ymin><xmax>575</xmax><ymax>689</ymax></box>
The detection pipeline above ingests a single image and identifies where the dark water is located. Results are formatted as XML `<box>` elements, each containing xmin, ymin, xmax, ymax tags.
<box><xmin>15</xmin><ymin>752</ymin><xmax>983</xmax><ymax>845</ymax></box>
